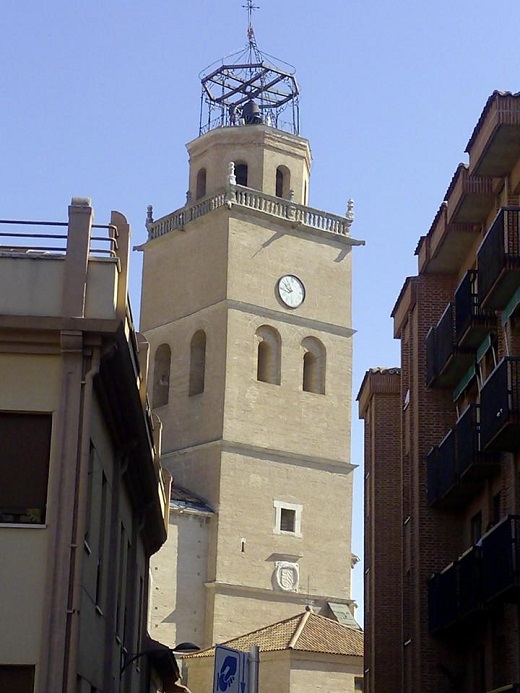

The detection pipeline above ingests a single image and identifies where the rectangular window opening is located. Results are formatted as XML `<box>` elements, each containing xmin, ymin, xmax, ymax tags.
<box><xmin>280</xmin><ymin>508</ymin><xmax>296</xmax><ymax>533</ymax></box>
<box><xmin>0</xmin><ymin>412</ymin><xmax>52</xmax><ymax>525</ymax></box>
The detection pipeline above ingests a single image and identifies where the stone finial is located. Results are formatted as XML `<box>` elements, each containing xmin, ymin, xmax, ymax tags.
<box><xmin>345</xmin><ymin>198</ymin><xmax>354</xmax><ymax>231</ymax></box>
<box><xmin>228</xmin><ymin>161</ymin><xmax>237</xmax><ymax>186</ymax></box>
<box><xmin>146</xmin><ymin>205</ymin><xmax>154</xmax><ymax>229</ymax></box>
<box><xmin>287</xmin><ymin>189</ymin><xmax>296</xmax><ymax>220</ymax></box>
<box><xmin>226</xmin><ymin>162</ymin><xmax>237</xmax><ymax>208</ymax></box>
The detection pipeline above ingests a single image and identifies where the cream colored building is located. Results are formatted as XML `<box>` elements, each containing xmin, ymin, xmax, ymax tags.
<box><xmin>0</xmin><ymin>199</ymin><xmax>175</xmax><ymax>693</ymax></box>
<box><xmin>183</xmin><ymin>609</ymin><xmax>364</xmax><ymax>693</ymax></box>
<box><xmin>142</xmin><ymin>37</ymin><xmax>364</xmax><ymax>651</ymax></box>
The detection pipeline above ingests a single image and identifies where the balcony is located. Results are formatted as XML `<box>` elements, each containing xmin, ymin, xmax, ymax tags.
<box><xmin>481</xmin><ymin>515</ymin><xmax>520</xmax><ymax>603</ymax></box>
<box><xmin>427</xmin><ymin>430</ymin><xmax>457</xmax><ymax>506</ymax></box>
<box><xmin>480</xmin><ymin>358</ymin><xmax>520</xmax><ymax>451</ymax></box>
<box><xmin>426</xmin><ymin>303</ymin><xmax>475</xmax><ymax>387</ymax></box>
<box><xmin>457</xmin><ymin>404</ymin><xmax>500</xmax><ymax>482</ymax></box>
<box><xmin>428</xmin><ymin>561</ymin><xmax>459</xmax><ymax>633</ymax></box>
<box><xmin>454</xmin><ymin>270</ymin><xmax>496</xmax><ymax>348</ymax></box>
<box><xmin>477</xmin><ymin>208</ymin><xmax>520</xmax><ymax>310</ymax></box>
<box><xmin>429</xmin><ymin>517</ymin><xmax>520</xmax><ymax>634</ymax></box>
<box><xmin>0</xmin><ymin>202</ymin><xmax>126</xmax><ymax>322</ymax></box>
<box><xmin>427</xmin><ymin>405</ymin><xmax>499</xmax><ymax>507</ymax></box>
<box><xmin>428</xmin><ymin>545</ymin><xmax>482</xmax><ymax>633</ymax></box>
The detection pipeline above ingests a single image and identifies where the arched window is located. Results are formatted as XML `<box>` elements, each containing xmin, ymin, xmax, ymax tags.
<box><xmin>196</xmin><ymin>168</ymin><xmax>207</xmax><ymax>199</ymax></box>
<box><xmin>153</xmin><ymin>344</ymin><xmax>171</xmax><ymax>408</ymax></box>
<box><xmin>275</xmin><ymin>165</ymin><xmax>291</xmax><ymax>199</ymax></box>
<box><xmin>235</xmin><ymin>163</ymin><xmax>248</xmax><ymax>187</ymax></box>
<box><xmin>189</xmin><ymin>330</ymin><xmax>206</xmax><ymax>396</ymax></box>
<box><xmin>256</xmin><ymin>325</ymin><xmax>281</xmax><ymax>385</ymax></box>
<box><xmin>301</xmin><ymin>337</ymin><xmax>326</xmax><ymax>394</ymax></box>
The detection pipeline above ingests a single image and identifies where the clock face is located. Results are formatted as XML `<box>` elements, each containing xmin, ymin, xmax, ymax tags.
<box><xmin>277</xmin><ymin>275</ymin><xmax>305</xmax><ymax>308</ymax></box>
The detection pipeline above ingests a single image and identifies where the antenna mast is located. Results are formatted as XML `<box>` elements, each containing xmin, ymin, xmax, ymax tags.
<box><xmin>243</xmin><ymin>0</ymin><xmax>260</xmax><ymax>61</ymax></box>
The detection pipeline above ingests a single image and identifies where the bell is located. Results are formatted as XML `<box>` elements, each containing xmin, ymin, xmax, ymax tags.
<box><xmin>242</xmin><ymin>100</ymin><xmax>262</xmax><ymax>125</ymax></box>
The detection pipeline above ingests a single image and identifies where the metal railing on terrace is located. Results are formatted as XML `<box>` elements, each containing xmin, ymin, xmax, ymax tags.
<box><xmin>480</xmin><ymin>357</ymin><xmax>520</xmax><ymax>451</ymax></box>
<box><xmin>454</xmin><ymin>269</ymin><xmax>496</xmax><ymax>348</ymax></box>
<box><xmin>0</xmin><ymin>218</ymin><xmax>118</xmax><ymax>257</ymax></box>
<box><xmin>147</xmin><ymin>185</ymin><xmax>355</xmax><ymax>241</ymax></box>
<box><xmin>477</xmin><ymin>207</ymin><xmax>520</xmax><ymax>310</ymax></box>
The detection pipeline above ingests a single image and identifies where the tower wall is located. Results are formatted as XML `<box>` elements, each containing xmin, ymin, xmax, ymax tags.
<box><xmin>144</xmin><ymin>121</ymin><xmax>360</xmax><ymax>648</ymax></box>
<box><xmin>187</xmin><ymin>126</ymin><xmax>311</xmax><ymax>204</ymax></box>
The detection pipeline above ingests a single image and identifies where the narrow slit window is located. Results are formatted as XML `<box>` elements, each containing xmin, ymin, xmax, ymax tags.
<box><xmin>196</xmin><ymin>168</ymin><xmax>207</xmax><ymax>199</ymax></box>
<box><xmin>235</xmin><ymin>163</ymin><xmax>248</xmax><ymax>187</ymax></box>
<box><xmin>189</xmin><ymin>330</ymin><xmax>206</xmax><ymax>396</ymax></box>
<box><xmin>153</xmin><ymin>343</ymin><xmax>171</xmax><ymax>408</ymax></box>
<box><xmin>256</xmin><ymin>326</ymin><xmax>281</xmax><ymax>385</ymax></box>
<box><xmin>275</xmin><ymin>165</ymin><xmax>291</xmax><ymax>199</ymax></box>
<box><xmin>302</xmin><ymin>337</ymin><xmax>326</xmax><ymax>394</ymax></box>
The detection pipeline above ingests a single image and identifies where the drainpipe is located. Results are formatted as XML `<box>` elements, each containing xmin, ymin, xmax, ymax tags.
<box><xmin>64</xmin><ymin>346</ymin><xmax>101</xmax><ymax>692</ymax></box>
<box><xmin>248</xmin><ymin>645</ymin><xmax>259</xmax><ymax>693</ymax></box>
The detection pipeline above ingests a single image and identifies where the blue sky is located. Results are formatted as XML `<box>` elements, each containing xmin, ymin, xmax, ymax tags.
<box><xmin>3</xmin><ymin>0</ymin><xmax>520</xmax><ymax>616</ymax></box>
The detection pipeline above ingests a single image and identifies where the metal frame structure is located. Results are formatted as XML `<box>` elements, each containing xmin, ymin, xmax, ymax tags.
<box><xmin>198</xmin><ymin>2</ymin><xmax>300</xmax><ymax>135</ymax></box>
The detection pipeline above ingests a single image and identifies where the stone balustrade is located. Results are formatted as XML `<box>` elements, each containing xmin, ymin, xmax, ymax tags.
<box><xmin>147</xmin><ymin>185</ymin><xmax>353</xmax><ymax>240</ymax></box>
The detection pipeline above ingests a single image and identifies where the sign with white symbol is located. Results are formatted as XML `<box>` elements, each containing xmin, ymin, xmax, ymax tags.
<box><xmin>213</xmin><ymin>645</ymin><xmax>249</xmax><ymax>693</ymax></box>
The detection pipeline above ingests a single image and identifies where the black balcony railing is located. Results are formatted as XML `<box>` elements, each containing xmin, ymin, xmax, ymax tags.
<box><xmin>427</xmin><ymin>404</ymin><xmax>499</xmax><ymax>507</ymax></box>
<box><xmin>481</xmin><ymin>515</ymin><xmax>520</xmax><ymax>603</ymax></box>
<box><xmin>428</xmin><ymin>561</ymin><xmax>459</xmax><ymax>633</ymax></box>
<box><xmin>458</xmin><ymin>545</ymin><xmax>482</xmax><ymax>619</ymax></box>
<box><xmin>480</xmin><ymin>358</ymin><xmax>520</xmax><ymax>451</ymax></box>
<box><xmin>429</xmin><ymin>516</ymin><xmax>520</xmax><ymax>634</ymax></box>
<box><xmin>437</xmin><ymin>428</ymin><xmax>457</xmax><ymax>498</ymax></box>
<box><xmin>455</xmin><ymin>269</ymin><xmax>496</xmax><ymax>348</ymax></box>
<box><xmin>426</xmin><ymin>327</ymin><xmax>438</xmax><ymax>386</ymax></box>
<box><xmin>436</xmin><ymin>303</ymin><xmax>457</xmax><ymax>376</ymax></box>
<box><xmin>457</xmin><ymin>403</ymin><xmax>500</xmax><ymax>482</ymax></box>
<box><xmin>425</xmin><ymin>303</ymin><xmax>475</xmax><ymax>388</ymax></box>
<box><xmin>477</xmin><ymin>207</ymin><xmax>520</xmax><ymax>310</ymax></box>
<box><xmin>428</xmin><ymin>545</ymin><xmax>482</xmax><ymax>633</ymax></box>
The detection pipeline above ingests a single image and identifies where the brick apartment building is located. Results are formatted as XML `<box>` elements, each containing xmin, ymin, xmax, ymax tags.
<box><xmin>358</xmin><ymin>91</ymin><xmax>520</xmax><ymax>692</ymax></box>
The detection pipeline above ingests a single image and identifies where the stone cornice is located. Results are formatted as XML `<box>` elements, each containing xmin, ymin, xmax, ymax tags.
<box><xmin>162</xmin><ymin>439</ymin><xmax>355</xmax><ymax>474</ymax></box>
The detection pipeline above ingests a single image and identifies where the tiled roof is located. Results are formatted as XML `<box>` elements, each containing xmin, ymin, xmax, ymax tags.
<box><xmin>188</xmin><ymin>610</ymin><xmax>363</xmax><ymax>658</ymax></box>
<box><xmin>366</xmin><ymin>367</ymin><xmax>400</xmax><ymax>376</ymax></box>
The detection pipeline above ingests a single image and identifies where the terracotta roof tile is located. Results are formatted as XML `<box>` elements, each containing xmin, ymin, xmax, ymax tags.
<box><xmin>188</xmin><ymin>610</ymin><xmax>363</xmax><ymax>658</ymax></box>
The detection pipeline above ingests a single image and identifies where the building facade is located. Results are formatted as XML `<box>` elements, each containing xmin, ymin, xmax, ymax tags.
<box><xmin>0</xmin><ymin>199</ymin><xmax>174</xmax><ymax>693</ymax></box>
<box><xmin>359</xmin><ymin>91</ymin><xmax>520</xmax><ymax>692</ymax></box>
<box><xmin>142</xmin><ymin>33</ymin><xmax>364</xmax><ymax>649</ymax></box>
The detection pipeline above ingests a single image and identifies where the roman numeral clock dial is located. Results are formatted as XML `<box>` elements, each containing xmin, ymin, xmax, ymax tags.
<box><xmin>277</xmin><ymin>274</ymin><xmax>305</xmax><ymax>308</ymax></box>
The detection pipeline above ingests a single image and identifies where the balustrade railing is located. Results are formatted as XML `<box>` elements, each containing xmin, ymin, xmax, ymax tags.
<box><xmin>147</xmin><ymin>186</ymin><xmax>353</xmax><ymax>240</ymax></box>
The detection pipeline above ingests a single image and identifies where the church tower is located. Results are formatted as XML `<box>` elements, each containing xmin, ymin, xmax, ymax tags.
<box><xmin>141</xmin><ymin>8</ymin><xmax>364</xmax><ymax>648</ymax></box>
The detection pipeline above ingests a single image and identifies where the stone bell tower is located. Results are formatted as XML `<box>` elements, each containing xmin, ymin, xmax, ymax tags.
<box><xmin>141</xmin><ymin>8</ymin><xmax>364</xmax><ymax>648</ymax></box>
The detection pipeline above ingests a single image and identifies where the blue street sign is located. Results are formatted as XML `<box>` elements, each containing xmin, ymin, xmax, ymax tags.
<box><xmin>213</xmin><ymin>645</ymin><xmax>249</xmax><ymax>693</ymax></box>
